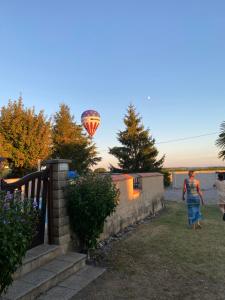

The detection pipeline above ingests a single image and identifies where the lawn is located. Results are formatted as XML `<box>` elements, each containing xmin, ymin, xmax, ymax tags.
<box><xmin>72</xmin><ymin>202</ymin><xmax>225</xmax><ymax>300</ymax></box>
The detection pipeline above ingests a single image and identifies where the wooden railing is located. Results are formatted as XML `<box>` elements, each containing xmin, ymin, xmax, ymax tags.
<box><xmin>0</xmin><ymin>168</ymin><xmax>51</xmax><ymax>248</ymax></box>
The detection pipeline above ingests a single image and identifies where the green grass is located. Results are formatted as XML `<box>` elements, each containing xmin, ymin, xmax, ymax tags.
<box><xmin>73</xmin><ymin>202</ymin><xmax>225</xmax><ymax>299</ymax></box>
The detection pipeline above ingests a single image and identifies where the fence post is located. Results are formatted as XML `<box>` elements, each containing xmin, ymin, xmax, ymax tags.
<box><xmin>45</xmin><ymin>159</ymin><xmax>72</xmax><ymax>253</ymax></box>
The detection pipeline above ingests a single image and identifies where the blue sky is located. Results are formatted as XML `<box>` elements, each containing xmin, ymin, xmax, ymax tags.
<box><xmin>0</xmin><ymin>0</ymin><xmax>225</xmax><ymax>168</ymax></box>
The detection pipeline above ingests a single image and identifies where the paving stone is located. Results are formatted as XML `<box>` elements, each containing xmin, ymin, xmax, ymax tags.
<box><xmin>56</xmin><ymin>252</ymin><xmax>86</xmax><ymax>263</ymax></box>
<box><xmin>4</xmin><ymin>251</ymin><xmax>95</xmax><ymax>300</ymax></box>
<box><xmin>22</xmin><ymin>268</ymin><xmax>55</xmax><ymax>285</ymax></box>
<box><xmin>41</xmin><ymin>258</ymin><xmax>73</xmax><ymax>274</ymax></box>
<box><xmin>14</xmin><ymin>244</ymin><xmax>62</xmax><ymax>280</ymax></box>
<box><xmin>61</xmin><ymin>266</ymin><xmax>105</xmax><ymax>294</ymax></box>
<box><xmin>38</xmin><ymin>286</ymin><xmax>76</xmax><ymax>300</ymax></box>
<box><xmin>76</xmin><ymin>265</ymin><xmax>105</xmax><ymax>279</ymax></box>
<box><xmin>26</xmin><ymin>244</ymin><xmax>57</xmax><ymax>258</ymax></box>
<box><xmin>38</xmin><ymin>265</ymin><xmax>105</xmax><ymax>300</ymax></box>
<box><xmin>2</xmin><ymin>279</ymin><xmax>34</xmax><ymax>300</ymax></box>
<box><xmin>59</xmin><ymin>273</ymin><xmax>90</xmax><ymax>291</ymax></box>
<box><xmin>59</xmin><ymin>265</ymin><xmax>105</xmax><ymax>289</ymax></box>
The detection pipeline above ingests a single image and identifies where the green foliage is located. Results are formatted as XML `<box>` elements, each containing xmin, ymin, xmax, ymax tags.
<box><xmin>94</xmin><ymin>167</ymin><xmax>107</xmax><ymax>173</ymax></box>
<box><xmin>0</xmin><ymin>191</ymin><xmax>38</xmax><ymax>294</ymax></box>
<box><xmin>66</xmin><ymin>173</ymin><xmax>119</xmax><ymax>251</ymax></box>
<box><xmin>52</xmin><ymin>104</ymin><xmax>101</xmax><ymax>174</ymax></box>
<box><xmin>161</xmin><ymin>170</ymin><xmax>171</xmax><ymax>187</ymax></box>
<box><xmin>109</xmin><ymin>104</ymin><xmax>165</xmax><ymax>173</ymax></box>
<box><xmin>216</xmin><ymin>121</ymin><xmax>225</xmax><ymax>160</ymax></box>
<box><xmin>0</xmin><ymin>168</ymin><xmax>10</xmax><ymax>179</ymax></box>
<box><xmin>0</xmin><ymin>98</ymin><xmax>52</xmax><ymax>176</ymax></box>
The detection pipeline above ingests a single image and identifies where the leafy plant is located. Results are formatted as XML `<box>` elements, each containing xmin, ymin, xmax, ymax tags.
<box><xmin>0</xmin><ymin>97</ymin><xmax>52</xmax><ymax>175</ymax></box>
<box><xmin>216</xmin><ymin>121</ymin><xmax>225</xmax><ymax>160</ymax></box>
<box><xmin>0</xmin><ymin>191</ymin><xmax>38</xmax><ymax>295</ymax></box>
<box><xmin>161</xmin><ymin>170</ymin><xmax>171</xmax><ymax>187</ymax></box>
<box><xmin>94</xmin><ymin>167</ymin><xmax>107</xmax><ymax>173</ymax></box>
<box><xmin>66</xmin><ymin>173</ymin><xmax>119</xmax><ymax>252</ymax></box>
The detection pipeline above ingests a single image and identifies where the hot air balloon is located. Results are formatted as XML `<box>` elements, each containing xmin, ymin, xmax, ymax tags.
<box><xmin>81</xmin><ymin>110</ymin><xmax>100</xmax><ymax>137</ymax></box>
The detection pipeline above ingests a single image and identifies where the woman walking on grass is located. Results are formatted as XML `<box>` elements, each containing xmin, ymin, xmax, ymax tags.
<box><xmin>213</xmin><ymin>173</ymin><xmax>225</xmax><ymax>220</ymax></box>
<box><xmin>182</xmin><ymin>170</ymin><xmax>204</xmax><ymax>229</ymax></box>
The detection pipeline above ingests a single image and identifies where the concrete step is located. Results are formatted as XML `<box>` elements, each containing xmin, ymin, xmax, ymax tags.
<box><xmin>2</xmin><ymin>252</ymin><xmax>87</xmax><ymax>300</ymax></box>
<box><xmin>14</xmin><ymin>244</ymin><xmax>62</xmax><ymax>280</ymax></box>
<box><xmin>37</xmin><ymin>265</ymin><xmax>106</xmax><ymax>300</ymax></box>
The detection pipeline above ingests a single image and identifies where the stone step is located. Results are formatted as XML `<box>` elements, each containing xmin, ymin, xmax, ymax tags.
<box><xmin>2</xmin><ymin>252</ymin><xmax>87</xmax><ymax>300</ymax></box>
<box><xmin>37</xmin><ymin>265</ymin><xmax>106</xmax><ymax>300</ymax></box>
<box><xmin>14</xmin><ymin>244</ymin><xmax>62</xmax><ymax>280</ymax></box>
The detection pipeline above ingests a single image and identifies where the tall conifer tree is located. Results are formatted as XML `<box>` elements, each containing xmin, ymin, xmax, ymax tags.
<box><xmin>109</xmin><ymin>104</ymin><xmax>164</xmax><ymax>172</ymax></box>
<box><xmin>52</xmin><ymin>104</ymin><xmax>101</xmax><ymax>174</ymax></box>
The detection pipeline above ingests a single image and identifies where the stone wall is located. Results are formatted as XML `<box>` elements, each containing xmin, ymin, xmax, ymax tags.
<box><xmin>3</xmin><ymin>163</ymin><xmax>164</xmax><ymax>252</ymax></box>
<box><xmin>45</xmin><ymin>159</ymin><xmax>72</xmax><ymax>253</ymax></box>
<box><xmin>100</xmin><ymin>173</ymin><xmax>164</xmax><ymax>240</ymax></box>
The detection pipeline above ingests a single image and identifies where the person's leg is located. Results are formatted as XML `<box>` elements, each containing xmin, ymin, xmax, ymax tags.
<box><xmin>197</xmin><ymin>222</ymin><xmax>202</xmax><ymax>228</ymax></box>
<box><xmin>218</xmin><ymin>204</ymin><xmax>225</xmax><ymax>220</ymax></box>
<box><xmin>187</xmin><ymin>204</ymin><xmax>192</xmax><ymax>227</ymax></box>
<box><xmin>196</xmin><ymin>204</ymin><xmax>202</xmax><ymax>228</ymax></box>
<box><xmin>219</xmin><ymin>204</ymin><xmax>224</xmax><ymax>214</ymax></box>
<box><xmin>223</xmin><ymin>204</ymin><xmax>225</xmax><ymax>221</ymax></box>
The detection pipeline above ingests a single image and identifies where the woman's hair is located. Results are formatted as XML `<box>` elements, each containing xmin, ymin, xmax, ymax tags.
<box><xmin>218</xmin><ymin>173</ymin><xmax>224</xmax><ymax>181</ymax></box>
<box><xmin>188</xmin><ymin>170</ymin><xmax>195</xmax><ymax>177</ymax></box>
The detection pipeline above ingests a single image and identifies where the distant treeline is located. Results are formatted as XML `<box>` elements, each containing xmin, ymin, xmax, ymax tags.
<box><xmin>163</xmin><ymin>167</ymin><xmax>225</xmax><ymax>172</ymax></box>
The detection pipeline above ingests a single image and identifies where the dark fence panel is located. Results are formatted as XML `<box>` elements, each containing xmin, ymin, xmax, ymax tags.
<box><xmin>0</xmin><ymin>169</ymin><xmax>51</xmax><ymax>248</ymax></box>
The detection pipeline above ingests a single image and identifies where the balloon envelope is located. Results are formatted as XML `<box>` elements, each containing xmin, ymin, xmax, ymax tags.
<box><xmin>81</xmin><ymin>110</ymin><xmax>100</xmax><ymax>137</ymax></box>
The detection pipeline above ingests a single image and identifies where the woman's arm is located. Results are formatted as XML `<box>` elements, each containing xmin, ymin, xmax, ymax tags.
<box><xmin>182</xmin><ymin>179</ymin><xmax>186</xmax><ymax>201</ymax></box>
<box><xmin>196</xmin><ymin>181</ymin><xmax>204</xmax><ymax>205</ymax></box>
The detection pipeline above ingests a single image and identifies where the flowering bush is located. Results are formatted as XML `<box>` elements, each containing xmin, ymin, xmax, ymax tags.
<box><xmin>0</xmin><ymin>191</ymin><xmax>38</xmax><ymax>295</ymax></box>
<box><xmin>66</xmin><ymin>173</ymin><xmax>119</xmax><ymax>252</ymax></box>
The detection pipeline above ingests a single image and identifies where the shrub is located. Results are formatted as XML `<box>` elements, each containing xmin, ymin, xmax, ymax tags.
<box><xmin>0</xmin><ymin>168</ymin><xmax>10</xmax><ymax>179</ymax></box>
<box><xmin>162</xmin><ymin>171</ymin><xmax>171</xmax><ymax>187</ymax></box>
<box><xmin>66</xmin><ymin>173</ymin><xmax>119</xmax><ymax>252</ymax></box>
<box><xmin>0</xmin><ymin>191</ymin><xmax>38</xmax><ymax>295</ymax></box>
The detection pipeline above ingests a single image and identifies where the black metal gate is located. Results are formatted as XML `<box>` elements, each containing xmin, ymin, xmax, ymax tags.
<box><xmin>0</xmin><ymin>168</ymin><xmax>51</xmax><ymax>248</ymax></box>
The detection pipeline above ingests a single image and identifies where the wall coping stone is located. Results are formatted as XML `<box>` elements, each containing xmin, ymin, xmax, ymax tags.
<box><xmin>111</xmin><ymin>172</ymin><xmax>163</xmax><ymax>182</ymax></box>
<box><xmin>44</xmin><ymin>159</ymin><xmax>72</xmax><ymax>164</ymax></box>
<box><xmin>137</xmin><ymin>172</ymin><xmax>163</xmax><ymax>177</ymax></box>
<box><xmin>111</xmin><ymin>174</ymin><xmax>133</xmax><ymax>182</ymax></box>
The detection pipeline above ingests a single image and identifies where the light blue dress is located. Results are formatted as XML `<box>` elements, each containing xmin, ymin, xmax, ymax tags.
<box><xmin>185</xmin><ymin>178</ymin><xmax>202</xmax><ymax>225</ymax></box>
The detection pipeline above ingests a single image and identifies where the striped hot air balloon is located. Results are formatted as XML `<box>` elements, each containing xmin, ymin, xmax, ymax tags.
<box><xmin>81</xmin><ymin>110</ymin><xmax>100</xmax><ymax>137</ymax></box>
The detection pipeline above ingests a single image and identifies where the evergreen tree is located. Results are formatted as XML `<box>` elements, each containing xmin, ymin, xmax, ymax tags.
<box><xmin>52</xmin><ymin>104</ymin><xmax>101</xmax><ymax>174</ymax></box>
<box><xmin>0</xmin><ymin>98</ymin><xmax>52</xmax><ymax>175</ymax></box>
<box><xmin>109</xmin><ymin>104</ymin><xmax>165</xmax><ymax>172</ymax></box>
